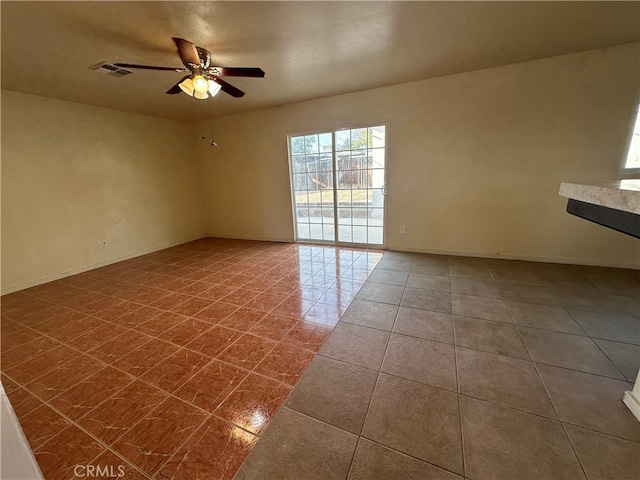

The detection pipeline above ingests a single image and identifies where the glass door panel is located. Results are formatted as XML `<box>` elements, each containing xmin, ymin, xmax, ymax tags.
<box><xmin>289</xmin><ymin>125</ymin><xmax>385</xmax><ymax>246</ymax></box>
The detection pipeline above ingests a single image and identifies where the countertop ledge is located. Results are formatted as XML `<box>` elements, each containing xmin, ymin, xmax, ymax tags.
<box><xmin>559</xmin><ymin>180</ymin><xmax>640</xmax><ymax>215</ymax></box>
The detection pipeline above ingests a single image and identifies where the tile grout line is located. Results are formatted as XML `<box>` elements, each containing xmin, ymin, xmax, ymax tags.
<box><xmin>343</xmin><ymin>270</ymin><xmax>403</xmax><ymax>480</ymax></box>
<box><xmin>449</xmin><ymin>260</ymin><xmax>467</xmax><ymax>480</ymax></box>
<box><xmin>511</xmin><ymin>308</ymin><xmax>591</xmax><ymax>479</ymax></box>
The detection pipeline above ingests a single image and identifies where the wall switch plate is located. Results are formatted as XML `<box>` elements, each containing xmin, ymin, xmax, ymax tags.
<box><xmin>400</xmin><ymin>225</ymin><xmax>406</xmax><ymax>234</ymax></box>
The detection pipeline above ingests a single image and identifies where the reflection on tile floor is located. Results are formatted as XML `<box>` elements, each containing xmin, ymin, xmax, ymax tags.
<box><xmin>236</xmin><ymin>250</ymin><xmax>640</xmax><ymax>480</ymax></box>
<box><xmin>2</xmin><ymin>240</ymin><xmax>640</xmax><ymax>479</ymax></box>
<box><xmin>1</xmin><ymin>238</ymin><xmax>381</xmax><ymax>479</ymax></box>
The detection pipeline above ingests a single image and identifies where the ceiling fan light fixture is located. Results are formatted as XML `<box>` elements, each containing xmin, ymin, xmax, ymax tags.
<box><xmin>178</xmin><ymin>77</ymin><xmax>194</xmax><ymax>96</ymax></box>
<box><xmin>208</xmin><ymin>80</ymin><xmax>222</xmax><ymax>97</ymax></box>
<box><xmin>194</xmin><ymin>90</ymin><xmax>209</xmax><ymax>100</ymax></box>
<box><xmin>192</xmin><ymin>74</ymin><xmax>209</xmax><ymax>93</ymax></box>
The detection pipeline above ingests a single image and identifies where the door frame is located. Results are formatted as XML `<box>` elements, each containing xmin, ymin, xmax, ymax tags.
<box><xmin>287</xmin><ymin>121</ymin><xmax>389</xmax><ymax>249</ymax></box>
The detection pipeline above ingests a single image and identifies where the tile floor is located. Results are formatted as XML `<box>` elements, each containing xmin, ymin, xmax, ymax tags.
<box><xmin>1</xmin><ymin>239</ymin><xmax>380</xmax><ymax>479</ymax></box>
<box><xmin>235</xmin><ymin>250</ymin><xmax>640</xmax><ymax>480</ymax></box>
<box><xmin>1</xmin><ymin>239</ymin><xmax>639</xmax><ymax>479</ymax></box>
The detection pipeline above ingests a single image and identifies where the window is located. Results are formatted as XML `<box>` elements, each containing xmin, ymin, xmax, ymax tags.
<box><xmin>288</xmin><ymin>125</ymin><xmax>386</xmax><ymax>246</ymax></box>
<box><xmin>624</xmin><ymin>105</ymin><xmax>640</xmax><ymax>170</ymax></box>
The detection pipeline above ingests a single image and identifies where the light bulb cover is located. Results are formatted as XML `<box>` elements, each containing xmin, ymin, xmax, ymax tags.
<box><xmin>194</xmin><ymin>90</ymin><xmax>209</xmax><ymax>100</ymax></box>
<box><xmin>178</xmin><ymin>78</ymin><xmax>194</xmax><ymax>96</ymax></box>
<box><xmin>193</xmin><ymin>75</ymin><xmax>209</xmax><ymax>93</ymax></box>
<box><xmin>208</xmin><ymin>80</ymin><xmax>222</xmax><ymax>97</ymax></box>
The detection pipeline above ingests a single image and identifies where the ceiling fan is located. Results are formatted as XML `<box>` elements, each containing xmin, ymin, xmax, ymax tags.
<box><xmin>115</xmin><ymin>37</ymin><xmax>265</xmax><ymax>100</ymax></box>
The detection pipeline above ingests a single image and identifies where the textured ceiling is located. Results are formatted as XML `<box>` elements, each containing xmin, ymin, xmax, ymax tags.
<box><xmin>2</xmin><ymin>1</ymin><xmax>638</xmax><ymax>123</ymax></box>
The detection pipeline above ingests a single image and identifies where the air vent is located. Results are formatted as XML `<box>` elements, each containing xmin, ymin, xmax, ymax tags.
<box><xmin>90</xmin><ymin>62</ymin><xmax>132</xmax><ymax>78</ymax></box>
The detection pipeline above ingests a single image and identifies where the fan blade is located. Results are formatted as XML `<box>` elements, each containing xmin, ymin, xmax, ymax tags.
<box><xmin>114</xmin><ymin>63</ymin><xmax>188</xmax><ymax>72</ymax></box>
<box><xmin>166</xmin><ymin>75</ymin><xmax>190</xmax><ymax>94</ymax></box>
<box><xmin>210</xmin><ymin>67</ymin><xmax>265</xmax><ymax>78</ymax></box>
<box><xmin>173</xmin><ymin>37</ymin><xmax>201</xmax><ymax>68</ymax></box>
<box><xmin>211</xmin><ymin>76</ymin><xmax>245</xmax><ymax>98</ymax></box>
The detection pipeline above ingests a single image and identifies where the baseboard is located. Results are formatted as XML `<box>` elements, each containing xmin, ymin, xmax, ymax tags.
<box><xmin>1</xmin><ymin>234</ymin><xmax>208</xmax><ymax>295</ymax></box>
<box><xmin>623</xmin><ymin>390</ymin><xmax>640</xmax><ymax>422</ymax></box>
<box><xmin>205</xmin><ymin>233</ymin><xmax>294</xmax><ymax>244</ymax></box>
<box><xmin>385</xmin><ymin>245</ymin><xmax>640</xmax><ymax>270</ymax></box>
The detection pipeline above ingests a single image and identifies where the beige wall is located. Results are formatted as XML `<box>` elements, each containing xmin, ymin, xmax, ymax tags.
<box><xmin>194</xmin><ymin>43</ymin><xmax>640</xmax><ymax>268</ymax></box>
<box><xmin>1</xmin><ymin>91</ymin><xmax>206</xmax><ymax>293</ymax></box>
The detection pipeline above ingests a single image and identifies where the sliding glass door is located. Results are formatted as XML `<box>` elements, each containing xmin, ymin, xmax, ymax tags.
<box><xmin>289</xmin><ymin>125</ymin><xmax>386</xmax><ymax>246</ymax></box>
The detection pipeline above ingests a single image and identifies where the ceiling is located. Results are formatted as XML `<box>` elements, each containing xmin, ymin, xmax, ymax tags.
<box><xmin>2</xmin><ymin>1</ymin><xmax>638</xmax><ymax>123</ymax></box>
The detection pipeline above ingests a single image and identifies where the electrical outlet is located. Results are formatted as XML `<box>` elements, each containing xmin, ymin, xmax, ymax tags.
<box><xmin>100</xmin><ymin>240</ymin><xmax>108</xmax><ymax>247</ymax></box>
<box><xmin>400</xmin><ymin>225</ymin><xmax>406</xmax><ymax>234</ymax></box>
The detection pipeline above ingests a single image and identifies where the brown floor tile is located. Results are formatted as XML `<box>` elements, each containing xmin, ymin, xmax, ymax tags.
<box><xmin>169</xmin><ymin>296</ymin><xmax>212</xmax><ymax>317</ymax></box>
<box><xmin>254</xmin><ymin>343</ymin><xmax>315</xmax><ymax>386</ymax></box>
<box><xmin>111</xmin><ymin>338</ymin><xmax>179</xmax><ymax>377</ymax></box>
<box><xmin>158</xmin><ymin>416</ymin><xmax>258</xmax><ymax>480</ymax></box>
<box><xmin>285</xmin><ymin>355</ymin><xmax>377</xmax><ymax>434</ymax></box>
<box><xmin>319</xmin><ymin>322</ymin><xmax>390</xmax><ymax>370</ymax></box>
<box><xmin>89</xmin><ymin>450</ymin><xmax>148</xmax><ymax>480</ymax></box>
<box><xmin>34</xmin><ymin>424</ymin><xmax>106</xmax><ymax>480</ymax></box>
<box><xmin>519</xmin><ymin>327</ymin><xmax>623</xmax><ymax>378</ymax></box>
<box><xmin>301</xmin><ymin>302</ymin><xmax>345</xmax><ymax>326</ymax></box>
<box><xmin>461</xmin><ymin>396</ymin><xmax>584</xmax><ymax>480</ymax></box>
<box><xmin>217</xmin><ymin>306</ymin><xmax>266</xmax><ymax>332</ymax></box>
<box><xmin>157</xmin><ymin>317</ymin><xmax>211</xmax><ymax>347</ymax></box>
<box><xmin>401</xmin><ymin>287</ymin><xmax>452</xmax><ymax>313</ymax></box>
<box><xmin>565</xmin><ymin>424</ymin><xmax>640</xmax><ymax>480</ymax></box>
<box><xmin>282</xmin><ymin>320</ymin><xmax>333</xmax><ymax>352</ymax></box>
<box><xmin>1</xmin><ymin>335</ymin><xmax>61</xmax><ymax>371</ymax></box>
<box><xmin>192</xmin><ymin>301</ymin><xmax>239</xmax><ymax>323</ymax></box>
<box><xmin>243</xmin><ymin>292</ymin><xmax>288</xmax><ymax>312</ymax></box>
<box><xmin>20</xmin><ymin>403</ymin><xmax>71</xmax><ymax>450</ymax></box>
<box><xmin>50</xmin><ymin>366</ymin><xmax>134</xmax><ymax>420</ymax></box>
<box><xmin>249</xmin><ymin>313</ymin><xmax>298</xmax><ymax>341</ymax></box>
<box><xmin>273</xmin><ymin>294</ymin><xmax>315</xmax><ymax>317</ymax></box>
<box><xmin>131</xmin><ymin>311</ymin><xmax>185</xmax><ymax>337</ymax></box>
<box><xmin>175</xmin><ymin>359</ymin><xmax>248</xmax><ymax>412</ymax></box>
<box><xmin>5</xmin><ymin>386</ymin><xmax>43</xmax><ymax>417</ymax></box>
<box><xmin>349</xmin><ymin>438</ymin><xmax>463</xmax><ymax>480</ymax></box>
<box><xmin>362</xmin><ymin>373</ymin><xmax>463</xmax><ymax>475</ymax></box>
<box><xmin>25</xmin><ymin>354</ymin><xmax>105</xmax><ymax>401</ymax></box>
<box><xmin>6</xmin><ymin>344</ymin><xmax>85</xmax><ymax>384</ymax></box>
<box><xmin>88</xmin><ymin>330</ymin><xmax>152</xmax><ymax>364</ymax></box>
<box><xmin>215</xmin><ymin>373</ymin><xmax>292</xmax><ymax>436</ymax></box>
<box><xmin>184</xmin><ymin>325</ymin><xmax>242</xmax><ymax>358</ymax></box>
<box><xmin>78</xmin><ymin>380</ymin><xmax>168</xmax><ymax>445</ymax></box>
<box><xmin>537</xmin><ymin>364</ymin><xmax>640</xmax><ymax>442</ymax></box>
<box><xmin>454</xmin><ymin>315</ymin><xmax>529</xmax><ymax>359</ymax></box>
<box><xmin>234</xmin><ymin>407</ymin><xmax>358</xmax><ymax>480</ymax></box>
<box><xmin>142</xmin><ymin>348</ymin><xmax>211</xmax><ymax>393</ymax></box>
<box><xmin>112</xmin><ymin>396</ymin><xmax>208</xmax><ymax>476</ymax></box>
<box><xmin>457</xmin><ymin>347</ymin><xmax>556</xmax><ymax>417</ymax></box>
<box><xmin>317</xmin><ymin>287</ymin><xmax>359</xmax><ymax>308</ymax></box>
<box><xmin>66</xmin><ymin>322</ymin><xmax>129</xmax><ymax>351</ymax></box>
<box><xmin>382</xmin><ymin>333</ymin><xmax>457</xmax><ymax>391</ymax></box>
<box><xmin>217</xmin><ymin>333</ymin><xmax>277</xmax><ymax>370</ymax></box>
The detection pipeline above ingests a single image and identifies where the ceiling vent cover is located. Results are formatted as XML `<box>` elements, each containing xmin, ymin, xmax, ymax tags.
<box><xmin>91</xmin><ymin>62</ymin><xmax>132</xmax><ymax>77</ymax></box>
